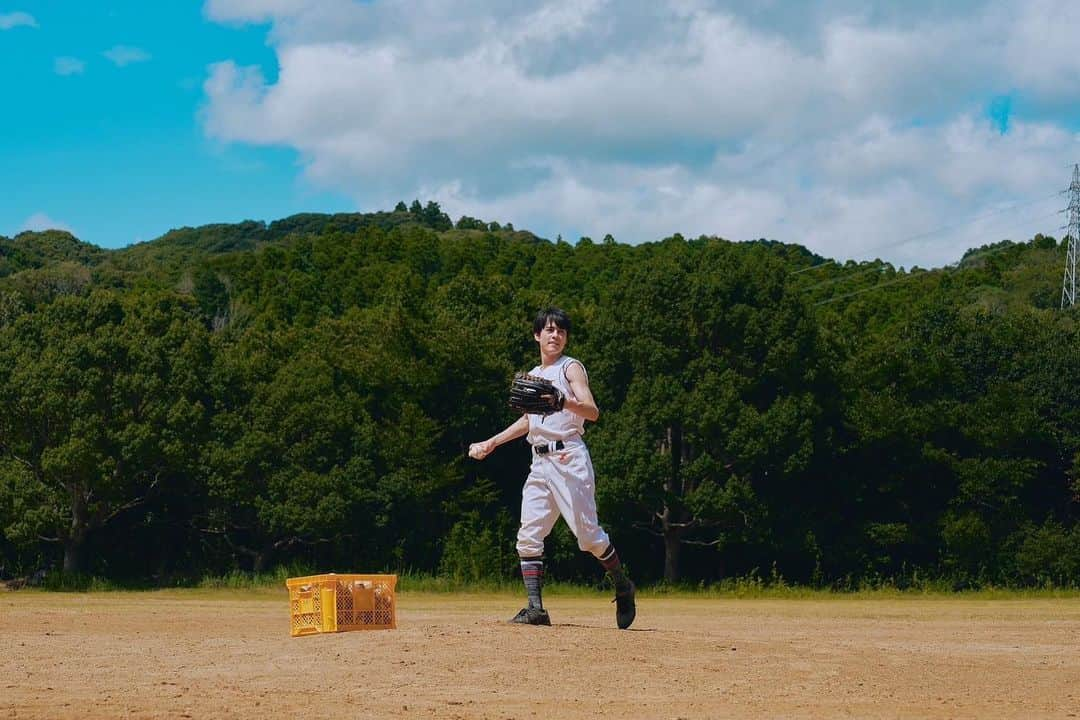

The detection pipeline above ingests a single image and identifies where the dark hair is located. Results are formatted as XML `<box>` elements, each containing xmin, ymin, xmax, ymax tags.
<box><xmin>533</xmin><ymin>307</ymin><xmax>571</xmax><ymax>335</ymax></box>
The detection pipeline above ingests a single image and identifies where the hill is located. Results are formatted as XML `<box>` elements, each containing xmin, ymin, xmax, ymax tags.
<box><xmin>0</xmin><ymin>230</ymin><xmax>105</xmax><ymax>278</ymax></box>
<box><xmin>1</xmin><ymin>204</ymin><xmax>1076</xmax><ymax>588</ymax></box>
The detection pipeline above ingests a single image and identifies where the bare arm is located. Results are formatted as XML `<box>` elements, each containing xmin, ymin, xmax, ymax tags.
<box><xmin>564</xmin><ymin>361</ymin><xmax>599</xmax><ymax>422</ymax></box>
<box><xmin>468</xmin><ymin>414</ymin><xmax>530</xmax><ymax>460</ymax></box>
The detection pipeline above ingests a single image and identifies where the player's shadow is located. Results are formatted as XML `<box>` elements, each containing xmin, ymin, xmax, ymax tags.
<box><xmin>550</xmin><ymin>622</ymin><xmax>657</xmax><ymax>632</ymax></box>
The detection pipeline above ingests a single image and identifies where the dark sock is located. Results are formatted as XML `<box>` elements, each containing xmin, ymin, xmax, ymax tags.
<box><xmin>520</xmin><ymin>557</ymin><xmax>544</xmax><ymax>609</ymax></box>
<box><xmin>597</xmin><ymin>545</ymin><xmax>631</xmax><ymax>593</ymax></box>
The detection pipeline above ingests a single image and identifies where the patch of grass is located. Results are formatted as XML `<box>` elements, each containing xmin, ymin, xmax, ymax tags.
<box><xmin>196</xmin><ymin>566</ymin><xmax>298</xmax><ymax>590</ymax></box>
<box><xmin>38</xmin><ymin>571</ymin><xmax>122</xmax><ymax>592</ymax></box>
<box><xmin>644</xmin><ymin>580</ymin><xmax>1080</xmax><ymax>601</ymax></box>
<box><xmin>9</xmin><ymin>564</ymin><xmax>1080</xmax><ymax>599</ymax></box>
<box><xmin>396</xmin><ymin>572</ymin><xmax>519</xmax><ymax>594</ymax></box>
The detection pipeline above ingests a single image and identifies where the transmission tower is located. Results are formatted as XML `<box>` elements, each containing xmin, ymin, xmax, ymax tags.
<box><xmin>1063</xmin><ymin>164</ymin><xmax>1080</xmax><ymax>309</ymax></box>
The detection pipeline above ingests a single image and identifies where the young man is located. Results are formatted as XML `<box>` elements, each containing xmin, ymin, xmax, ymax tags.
<box><xmin>469</xmin><ymin>307</ymin><xmax>636</xmax><ymax>629</ymax></box>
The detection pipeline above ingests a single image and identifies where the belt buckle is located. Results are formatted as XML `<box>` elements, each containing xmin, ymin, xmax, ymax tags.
<box><xmin>534</xmin><ymin>441</ymin><xmax>564</xmax><ymax>456</ymax></box>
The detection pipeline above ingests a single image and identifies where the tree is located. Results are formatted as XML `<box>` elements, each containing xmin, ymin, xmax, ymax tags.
<box><xmin>838</xmin><ymin>299</ymin><xmax>1077</xmax><ymax>582</ymax></box>
<box><xmin>0</xmin><ymin>291</ymin><xmax>210</xmax><ymax>573</ymax></box>
<box><xmin>202</xmin><ymin>324</ymin><xmax>376</xmax><ymax>572</ymax></box>
<box><xmin>203</xmin><ymin>306</ymin><xmax>460</xmax><ymax>572</ymax></box>
<box><xmin>455</xmin><ymin>216</ymin><xmax>487</xmax><ymax>231</ymax></box>
<box><xmin>421</xmin><ymin>201</ymin><xmax>453</xmax><ymax>231</ymax></box>
<box><xmin>588</xmin><ymin>240</ymin><xmax>834</xmax><ymax>581</ymax></box>
<box><xmin>191</xmin><ymin>265</ymin><xmax>230</xmax><ymax>328</ymax></box>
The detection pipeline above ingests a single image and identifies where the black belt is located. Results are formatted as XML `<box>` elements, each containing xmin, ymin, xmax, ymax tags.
<box><xmin>533</xmin><ymin>441</ymin><xmax>565</xmax><ymax>455</ymax></box>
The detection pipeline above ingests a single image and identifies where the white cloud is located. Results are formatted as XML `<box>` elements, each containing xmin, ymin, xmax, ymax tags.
<box><xmin>103</xmin><ymin>45</ymin><xmax>151</xmax><ymax>67</ymax></box>
<box><xmin>19</xmin><ymin>213</ymin><xmax>76</xmax><ymax>235</ymax></box>
<box><xmin>205</xmin><ymin>0</ymin><xmax>318</xmax><ymax>23</ymax></box>
<box><xmin>199</xmin><ymin>1</ymin><xmax>1080</xmax><ymax>266</ymax></box>
<box><xmin>1002</xmin><ymin>0</ymin><xmax>1080</xmax><ymax>102</ymax></box>
<box><xmin>427</xmin><ymin>113</ymin><xmax>1073</xmax><ymax>269</ymax></box>
<box><xmin>0</xmin><ymin>11</ymin><xmax>36</xmax><ymax>29</ymax></box>
<box><xmin>54</xmin><ymin>57</ymin><xmax>86</xmax><ymax>76</ymax></box>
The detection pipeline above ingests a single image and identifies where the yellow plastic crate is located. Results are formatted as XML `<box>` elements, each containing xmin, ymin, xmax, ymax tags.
<box><xmin>286</xmin><ymin>573</ymin><xmax>397</xmax><ymax>636</ymax></box>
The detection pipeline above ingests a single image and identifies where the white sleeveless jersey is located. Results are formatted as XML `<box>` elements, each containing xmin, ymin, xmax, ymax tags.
<box><xmin>526</xmin><ymin>355</ymin><xmax>588</xmax><ymax>444</ymax></box>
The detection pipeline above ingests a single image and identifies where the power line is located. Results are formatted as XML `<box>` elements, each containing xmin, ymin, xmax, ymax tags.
<box><xmin>787</xmin><ymin>191</ymin><xmax>1061</xmax><ymax>275</ymax></box>
<box><xmin>811</xmin><ymin>208</ymin><xmax>1063</xmax><ymax>307</ymax></box>
<box><xmin>800</xmin><ymin>264</ymin><xmax>884</xmax><ymax>292</ymax></box>
<box><xmin>862</xmin><ymin>192</ymin><xmax>1061</xmax><ymax>256</ymax></box>
<box><xmin>790</xmin><ymin>260</ymin><xmax>835</xmax><ymax>275</ymax></box>
<box><xmin>942</xmin><ymin>207</ymin><xmax>1063</xmax><ymax>265</ymax></box>
<box><xmin>813</xmin><ymin>274</ymin><xmax>918</xmax><ymax>306</ymax></box>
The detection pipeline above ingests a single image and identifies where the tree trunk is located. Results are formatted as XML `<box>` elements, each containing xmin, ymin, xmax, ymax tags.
<box><xmin>253</xmin><ymin>547</ymin><xmax>271</xmax><ymax>574</ymax></box>
<box><xmin>660</xmin><ymin>423</ymin><xmax>685</xmax><ymax>583</ymax></box>
<box><xmin>663</xmin><ymin>527</ymin><xmax>681</xmax><ymax>583</ymax></box>
<box><xmin>63</xmin><ymin>485</ymin><xmax>88</xmax><ymax>574</ymax></box>
<box><xmin>62</xmin><ymin>537</ymin><xmax>84</xmax><ymax>574</ymax></box>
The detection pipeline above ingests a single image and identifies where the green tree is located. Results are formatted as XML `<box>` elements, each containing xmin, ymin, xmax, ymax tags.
<box><xmin>589</xmin><ymin>240</ymin><xmax>834</xmax><ymax>581</ymax></box>
<box><xmin>0</xmin><ymin>291</ymin><xmax>210</xmax><ymax>573</ymax></box>
<box><xmin>203</xmin><ymin>306</ymin><xmax>460</xmax><ymax>572</ymax></box>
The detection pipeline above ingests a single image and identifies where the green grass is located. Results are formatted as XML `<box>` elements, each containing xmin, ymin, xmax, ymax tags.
<box><xmin>8</xmin><ymin>566</ymin><xmax>1079</xmax><ymax>599</ymax></box>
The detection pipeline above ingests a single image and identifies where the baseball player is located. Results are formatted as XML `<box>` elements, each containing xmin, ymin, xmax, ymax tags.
<box><xmin>469</xmin><ymin>307</ymin><xmax>636</xmax><ymax>629</ymax></box>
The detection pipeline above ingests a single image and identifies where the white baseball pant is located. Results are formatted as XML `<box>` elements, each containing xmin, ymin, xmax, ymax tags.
<box><xmin>515</xmin><ymin>440</ymin><xmax>610</xmax><ymax>558</ymax></box>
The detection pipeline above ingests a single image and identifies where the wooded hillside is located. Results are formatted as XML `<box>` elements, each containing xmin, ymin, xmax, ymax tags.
<box><xmin>1</xmin><ymin>202</ymin><xmax>1076</xmax><ymax>588</ymax></box>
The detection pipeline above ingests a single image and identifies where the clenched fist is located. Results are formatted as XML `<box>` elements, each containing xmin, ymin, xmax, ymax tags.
<box><xmin>468</xmin><ymin>440</ymin><xmax>494</xmax><ymax>460</ymax></box>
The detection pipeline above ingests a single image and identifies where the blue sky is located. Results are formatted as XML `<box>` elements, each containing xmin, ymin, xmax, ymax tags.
<box><xmin>3</xmin><ymin>1</ymin><xmax>1079</xmax><ymax>267</ymax></box>
<box><xmin>1</xmin><ymin>2</ymin><xmax>351</xmax><ymax>247</ymax></box>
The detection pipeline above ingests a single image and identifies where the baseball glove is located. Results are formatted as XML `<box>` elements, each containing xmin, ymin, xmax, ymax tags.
<box><xmin>508</xmin><ymin>373</ymin><xmax>565</xmax><ymax>416</ymax></box>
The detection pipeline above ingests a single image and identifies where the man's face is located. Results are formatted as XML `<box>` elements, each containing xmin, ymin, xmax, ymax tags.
<box><xmin>535</xmin><ymin>321</ymin><xmax>567</xmax><ymax>356</ymax></box>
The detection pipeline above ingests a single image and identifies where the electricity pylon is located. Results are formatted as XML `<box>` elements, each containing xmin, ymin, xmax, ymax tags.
<box><xmin>1063</xmin><ymin>164</ymin><xmax>1079</xmax><ymax>309</ymax></box>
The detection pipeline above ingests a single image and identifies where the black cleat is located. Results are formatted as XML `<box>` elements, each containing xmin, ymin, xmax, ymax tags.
<box><xmin>509</xmin><ymin>606</ymin><xmax>551</xmax><ymax>626</ymax></box>
<box><xmin>613</xmin><ymin>582</ymin><xmax>636</xmax><ymax>629</ymax></box>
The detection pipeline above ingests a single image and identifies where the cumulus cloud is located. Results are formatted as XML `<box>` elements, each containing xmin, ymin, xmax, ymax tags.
<box><xmin>0</xmin><ymin>11</ymin><xmax>36</xmax><ymax>29</ymax></box>
<box><xmin>19</xmin><ymin>213</ymin><xmax>76</xmax><ymax>235</ymax></box>
<box><xmin>54</xmin><ymin>57</ymin><xmax>86</xmax><ymax>76</ymax></box>
<box><xmin>200</xmin><ymin>0</ymin><xmax>1080</xmax><ymax>266</ymax></box>
<box><xmin>103</xmin><ymin>45</ymin><xmax>152</xmax><ymax>67</ymax></box>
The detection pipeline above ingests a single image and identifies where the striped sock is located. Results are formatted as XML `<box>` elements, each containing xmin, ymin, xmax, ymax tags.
<box><xmin>597</xmin><ymin>545</ymin><xmax>631</xmax><ymax>593</ymax></box>
<box><xmin>520</xmin><ymin>557</ymin><xmax>544</xmax><ymax>609</ymax></box>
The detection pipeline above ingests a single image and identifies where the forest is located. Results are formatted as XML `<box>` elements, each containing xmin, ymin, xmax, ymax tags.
<box><xmin>1</xmin><ymin>200</ymin><xmax>1077</xmax><ymax>588</ymax></box>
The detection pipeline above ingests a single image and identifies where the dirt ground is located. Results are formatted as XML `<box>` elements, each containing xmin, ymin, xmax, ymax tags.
<box><xmin>2</xmin><ymin>589</ymin><xmax>1078</xmax><ymax>719</ymax></box>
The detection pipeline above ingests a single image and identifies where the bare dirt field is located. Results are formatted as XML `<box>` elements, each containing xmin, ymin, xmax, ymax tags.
<box><xmin>2</xmin><ymin>589</ymin><xmax>1078</xmax><ymax>719</ymax></box>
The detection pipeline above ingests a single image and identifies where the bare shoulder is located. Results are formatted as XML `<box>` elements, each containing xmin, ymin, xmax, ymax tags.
<box><xmin>563</xmin><ymin>357</ymin><xmax>588</xmax><ymax>380</ymax></box>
